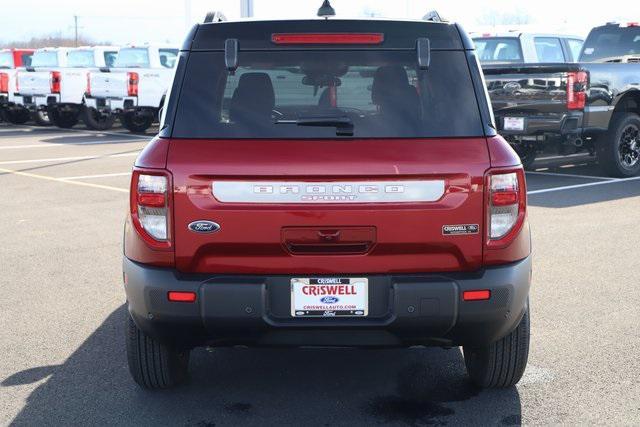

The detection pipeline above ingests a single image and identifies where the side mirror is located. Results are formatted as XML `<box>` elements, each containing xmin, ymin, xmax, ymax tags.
<box><xmin>225</xmin><ymin>38</ymin><xmax>239</xmax><ymax>74</ymax></box>
<box><xmin>417</xmin><ymin>38</ymin><xmax>431</xmax><ymax>70</ymax></box>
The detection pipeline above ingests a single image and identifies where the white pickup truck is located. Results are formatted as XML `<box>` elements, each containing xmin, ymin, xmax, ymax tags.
<box><xmin>0</xmin><ymin>48</ymin><xmax>34</xmax><ymax>124</ymax></box>
<box><xmin>14</xmin><ymin>46</ymin><xmax>119</xmax><ymax>128</ymax></box>
<box><xmin>471</xmin><ymin>32</ymin><xmax>584</xmax><ymax>64</ymax></box>
<box><xmin>85</xmin><ymin>45</ymin><xmax>178</xmax><ymax>132</ymax></box>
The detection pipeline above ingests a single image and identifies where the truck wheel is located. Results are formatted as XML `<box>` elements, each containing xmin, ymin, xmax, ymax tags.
<box><xmin>597</xmin><ymin>113</ymin><xmax>640</xmax><ymax>177</ymax></box>
<box><xmin>463</xmin><ymin>304</ymin><xmax>530</xmax><ymax>388</ymax></box>
<box><xmin>32</xmin><ymin>109</ymin><xmax>52</xmax><ymax>126</ymax></box>
<box><xmin>48</xmin><ymin>107</ymin><xmax>79</xmax><ymax>129</ymax></box>
<box><xmin>515</xmin><ymin>145</ymin><xmax>537</xmax><ymax>170</ymax></box>
<box><xmin>121</xmin><ymin>111</ymin><xmax>153</xmax><ymax>133</ymax></box>
<box><xmin>126</xmin><ymin>313</ymin><xmax>190</xmax><ymax>389</ymax></box>
<box><xmin>82</xmin><ymin>107</ymin><xmax>116</xmax><ymax>131</ymax></box>
<box><xmin>4</xmin><ymin>108</ymin><xmax>31</xmax><ymax>124</ymax></box>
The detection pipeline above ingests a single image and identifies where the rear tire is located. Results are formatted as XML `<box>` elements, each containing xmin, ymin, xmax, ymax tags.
<box><xmin>82</xmin><ymin>107</ymin><xmax>116</xmax><ymax>130</ymax></box>
<box><xmin>3</xmin><ymin>107</ymin><xmax>31</xmax><ymax>124</ymax></box>
<box><xmin>121</xmin><ymin>111</ymin><xmax>153</xmax><ymax>133</ymax></box>
<box><xmin>126</xmin><ymin>312</ymin><xmax>190</xmax><ymax>389</ymax></box>
<box><xmin>597</xmin><ymin>112</ymin><xmax>640</xmax><ymax>177</ymax></box>
<box><xmin>32</xmin><ymin>109</ymin><xmax>52</xmax><ymax>126</ymax></box>
<box><xmin>48</xmin><ymin>107</ymin><xmax>79</xmax><ymax>129</ymax></box>
<box><xmin>463</xmin><ymin>304</ymin><xmax>530</xmax><ymax>388</ymax></box>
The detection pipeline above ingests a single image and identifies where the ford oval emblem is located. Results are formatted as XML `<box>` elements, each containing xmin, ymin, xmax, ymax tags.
<box><xmin>188</xmin><ymin>221</ymin><xmax>220</xmax><ymax>234</ymax></box>
<box><xmin>321</xmin><ymin>296</ymin><xmax>339</xmax><ymax>304</ymax></box>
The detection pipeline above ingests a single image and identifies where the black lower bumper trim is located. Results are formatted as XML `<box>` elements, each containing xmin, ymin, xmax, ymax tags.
<box><xmin>124</xmin><ymin>256</ymin><xmax>531</xmax><ymax>348</ymax></box>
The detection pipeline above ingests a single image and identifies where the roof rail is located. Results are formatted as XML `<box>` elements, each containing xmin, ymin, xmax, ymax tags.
<box><xmin>204</xmin><ymin>11</ymin><xmax>227</xmax><ymax>23</ymax></box>
<box><xmin>423</xmin><ymin>10</ymin><xmax>446</xmax><ymax>23</ymax></box>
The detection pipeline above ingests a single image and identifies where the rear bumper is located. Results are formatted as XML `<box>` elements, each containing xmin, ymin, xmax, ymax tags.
<box><xmin>124</xmin><ymin>256</ymin><xmax>532</xmax><ymax>348</ymax></box>
<box><xmin>14</xmin><ymin>94</ymin><xmax>60</xmax><ymax>109</ymax></box>
<box><xmin>85</xmin><ymin>96</ymin><xmax>138</xmax><ymax>112</ymax></box>
<box><xmin>496</xmin><ymin>111</ymin><xmax>584</xmax><ymax>137</ymax></box>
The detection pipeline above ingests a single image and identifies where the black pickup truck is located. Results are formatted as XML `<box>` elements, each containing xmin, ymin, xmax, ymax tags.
<box><xmin>483</xmin><ymin>23</ymin><xmax>640</xmax><ymax>176</ymax></box>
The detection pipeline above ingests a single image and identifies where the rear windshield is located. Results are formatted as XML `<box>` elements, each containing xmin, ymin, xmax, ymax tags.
<box><xmin>67</xmin><ymin>50</ymin><xmax>95</xmax><ymax>67</ymax></box>
<box><xmin>114</xmin><ymin>48</ymin><xmax>149</xmax><ymax>68</ymax></box>
<box><xmin>31</xmin><ymin>51</ymin><xmax>58</xmax><ymax>68</ymax></box>
<box><xmin>473</xmin><ymin>38</ymin><xmax>523</xmax><ymax>63</ymax></box>
<box><xmin>0</xmin><ymin>52</ymin><xmax>13</xmax><ymax>68</ymax></box>
<box><xmin>172</xmin><ymin>50</ymin><xmax>483</xmax><ymax>139</ymax></box>
<box><xmin>580</xmin><ymin>26</ymin><xmax>640</xmax><ymax>62</ymax></box>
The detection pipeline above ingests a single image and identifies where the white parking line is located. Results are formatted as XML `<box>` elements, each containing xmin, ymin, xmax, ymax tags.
<box><xmin>61</xmin><ymin>172</ymin><xmax>131</xmax><ymax>180</ymax></box>
<box><xmin>528</xmin><ymin>176</ymin><xmax>640</xmax><ymax>195</ymax></box>
<box><xmin>0</xmin><ymin>167</ymin><xmax>128</xmax><ymax>193</ymax></box>
<box><xmin>536</xmin><ymin>153</ymin><xmax>591</xmax><ymax>161</ymax></box>
<box><xmin>0</xmin><ymin>139</ymin><xmax>144</xmax><ymax>149</ymax></box>
<box><xmin>15</xmin><ymin>124</ymin><xmax>152</xmax><ymax>140</ymax></box>
<box><xmin>526</xmin><ymin>171</ymin><xmax>615</xmax><ymax>181</ymax></box>
<box><xmin>0</xmin><ymin>152</ymin><xmax>139</xmax><ymax>165</ymax></box>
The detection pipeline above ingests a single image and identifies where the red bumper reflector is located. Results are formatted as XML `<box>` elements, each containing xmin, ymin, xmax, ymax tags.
<box><xmin>271</xmin><ymin>33</ymin><xmax>384</xmax><ymax>45</ymax></box>
<box><xmin>137</xmin><ymin>192</ymin><xmax>166</xmax><ymax>207</ymax></box>
<box><xmin>168</xmin><ymin>291</ymin><xmax>197</xmax><ymax>303</ymax></box>
<box><xmin>463</xmin><ymin>290</ymin><xmax>491</xmax><ymax>301</ymax></box>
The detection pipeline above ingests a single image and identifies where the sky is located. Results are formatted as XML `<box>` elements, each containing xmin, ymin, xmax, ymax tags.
<box><xmin>0</xmin><ymin>0</ymin><xmax>635</xmax><ymax>46</ymax></box>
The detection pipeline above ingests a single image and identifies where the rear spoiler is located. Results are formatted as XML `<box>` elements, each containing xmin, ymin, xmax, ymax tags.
<box><xmin>481</xmin><ymin>63</ymin><xmax>583</xmax><ymax>75</ymax></box>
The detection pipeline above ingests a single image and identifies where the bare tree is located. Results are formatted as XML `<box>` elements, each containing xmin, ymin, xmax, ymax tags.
<box><xmin>478</xmin><ymin>9</ymin><xmax>533</xmax><ymax>26</ymax></box>
<box><xmin>2</xmin><ymin>32</ymin><xmax>110</xmax><ymax>49</ymax></box>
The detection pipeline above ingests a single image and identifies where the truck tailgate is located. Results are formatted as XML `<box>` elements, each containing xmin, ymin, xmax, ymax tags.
<box><xmin>18</xmin><ymin>71</ymin><xmax>52</xmax><ymax>96</ymax></box>
<box><xmin>89</xmin><ymin>71</ymin><xmax>128</xmax><ymax>98</ymax></box>
<box><xmin>482</xmin><ymin>64</ymin><xmax>581</xmax><ymax>129</ymax></box>
<box><xmin>168</xmin><ymin>138</ymin><xmax>490</xmax><ymax>275</ymax></box>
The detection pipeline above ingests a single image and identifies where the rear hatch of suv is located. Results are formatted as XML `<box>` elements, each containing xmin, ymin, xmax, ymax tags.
<box><xmin>165</xmin><ymin>20</ymin><xmax>490</xmax><ymax>275</ymax></box>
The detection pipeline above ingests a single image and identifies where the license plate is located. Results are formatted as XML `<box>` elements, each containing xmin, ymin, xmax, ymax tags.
<box><xmin>291</xmin><ymin>278</ymin><xmax>368</xmax><ymax>317</ymax></box>
<box><xmin>503</xmin><ymin>117</ymin><xmax>525</xmax><ymax>131</ymax></box>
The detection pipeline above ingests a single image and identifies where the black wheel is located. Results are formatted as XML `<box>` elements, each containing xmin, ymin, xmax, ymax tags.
<box><xmin>597</xmin><ymin>112</ymin><xmax>640</xmax><ymax>177</ymax></box>
<box><xmin>48</xmin><ymin>107</ymin><xmax>79</xmax><ymax>129</ymax></box>
<box><xmin>3</xmin><ymin>107</ymin><xmax>31</xmax><ymax>124</ymax></box>
<box><xmin>82</xmin><ymin>106</ymin><xmax>116</xmax><ymax>130</ymax></box>
<box><xmin>32</xmin><ymin>109</ymin><xmax>52</xmax><ymax>126</ymax></box>
<box><xmin>126</xmin><ymin>313</ymin><xmax>190</xmax><ymax>389</ymax></box>
<box><xmin>121</xmin><ymin>111</ymin><xmax>153</xmax><ymax>133</ymax></box>
<box><xmin>463</xmin><ymin>304</ymin><xmax>530</xmax><ymax>388</ymax></box>
<box><xmin>514</xmin><ymin>145</ymin><xmax>537</xmax><ymax>170</ymax></box>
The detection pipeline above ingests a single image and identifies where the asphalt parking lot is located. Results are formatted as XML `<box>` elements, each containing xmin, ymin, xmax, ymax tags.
<box><xmin>0</xmin><ymin>123</ymin><xmax>639</xmax><ymax>426</ymax></box>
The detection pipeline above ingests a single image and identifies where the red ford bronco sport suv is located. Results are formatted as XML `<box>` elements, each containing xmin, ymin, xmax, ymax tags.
<box><xmin>123</xmin><ymin>14</ymin><xmax>532</xmax><ymax>390</ymax></box>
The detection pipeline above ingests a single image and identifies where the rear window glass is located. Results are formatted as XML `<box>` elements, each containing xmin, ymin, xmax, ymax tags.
<box><xmin>104</xmin><ymin>51</ymin><xmax>118</xmax><ymax>68</ymax></box>
<box><xmin>473</xmin><ymin>38</ymin><xmax>523</xmax><ymax>63</ymax></box>
<box><xmin>534</xmin><ymin>37</ymin><xmax>565</xmax><ymax>62</ymax></box>
<box><xmin>114</xmin><ymin>48</ymin><xmax>149</xmax><ymax>68</ymax></box>
<box><xmin>159</xmin><ymin>49</ymin><xmax>178</xmax><ymax>68</ymax></box>
<box><xmin>0</xmin><ymin>52</ymin><xmax>13</xmax><ymax>68</ymax></box>
<box><xmin>67</xmin><ymin>50</ymin><xmax>95</xmax><ymax>67</ymax></box>
<box><xmin>31</xmin><ymin>51</ymin><xmax>58</xmax><ymax>67</ymax></box>
<box><xmin>580</xmin><ymin>27</ymin><xmax>640</xmax><ymax>62</ymax></box>
<box><xmin>172</xmin><ymin>50</ymin><xmax>483</xmax><ymax>139</ymax></box>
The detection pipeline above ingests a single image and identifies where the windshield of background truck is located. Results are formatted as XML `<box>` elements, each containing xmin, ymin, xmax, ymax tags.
<box><xmin>114</xmin><ymin>48</ymin><xmax>149</xmax><ymax>68</ymax></box>
<box><xmin>172</xmin><ymin>50</ymin><xmax>483</xmax><ymax>139</ymax></box>
<box><xmin>580</xmin><ymin>26</ymin><xmax>640</xmax><ymax>62</ymax></box>
<box><xmin>473</xmin><ymin>38</ymin><xmax>523</xmax><ymax>63</ymax></box>
<box><xmin>67</xmin><ymin>50</ymin><xmax>95</xmax><ymax>67</ymax></box>
<box><xmin>0</xmin><ymin>52</ymin><xmax>13</xmax><ymax>68</ymax></box>
<box><xmin>31</xmin><ymin>51</ymin><xmax>58</xmax><ymax>67</ymax></box>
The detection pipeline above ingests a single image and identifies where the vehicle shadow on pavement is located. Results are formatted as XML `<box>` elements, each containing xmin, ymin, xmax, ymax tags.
<box><xmin>4</xmin><ymin>305</ymin><xmax>522</xmax><ymax>426</ymax></box>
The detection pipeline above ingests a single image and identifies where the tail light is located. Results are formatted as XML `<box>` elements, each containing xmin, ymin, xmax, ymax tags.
<box><xmin>566</xmin><ymin>71</ymin><xmax>587</xmax><ymax>110</ymax></box>
<box><xmin>271</xmin><ymin>33</ymin><xmax>384</xmax><ymax>45</ymax></box>
<box><xmin>130</xmin><ymin>170</ymin><xmax>171</xmax><ymax>249</ymax></box>
<box><xmin>127</xmin><ymin>72</ymin><xmax>139</xmax><ymax>96</ymax></box>
<box><xmin>487</xmin><ymin>169</ymin><xmax>527</xmax><ymax>247</ymax></box>
<box><xmin>0</xmin><ymin>73</ymin><xmax>8</xmax><ymax>93</ymax></box>
<box><xmin>86</xmin><ymin>73</ymin><xmax>91</xmax><ymax>96</ymax></box>
<box><xmin>50</xmin><ymin>71</ymin><xmax>61</xmax><ymax>93</ymax></box>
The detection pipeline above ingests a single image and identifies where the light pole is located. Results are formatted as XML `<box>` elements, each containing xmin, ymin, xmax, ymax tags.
<box><xmin>241</xmin><ymin>0</ymin><xmax>253</xmax><ymax>18</ymax></box>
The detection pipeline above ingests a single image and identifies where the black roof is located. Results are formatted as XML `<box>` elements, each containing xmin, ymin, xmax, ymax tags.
<box><xmin>183</xmin><ymin>19</ymin><xmax>471</xmax><ymax>51</ymax></box>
